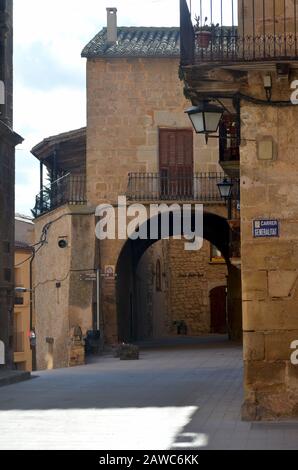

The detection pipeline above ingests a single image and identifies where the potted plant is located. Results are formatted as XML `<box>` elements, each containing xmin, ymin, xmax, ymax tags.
<box><xmin>194</xmin><ymin>16</ymin><xmax>219</xmax><ymax>49</ymax></box>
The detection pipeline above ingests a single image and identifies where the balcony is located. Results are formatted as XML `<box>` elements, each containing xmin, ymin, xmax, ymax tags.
<box><xmin>180</xmin><ymin>0</ymin><xmax>298</xmax><ymax>66</ymax></box>
<box><xmin>32</xmin><ymin>173</ymin><xmax>86</xmax><ymax>218</ymax></box>
<box><xmin>127</xmin><ymin>172</ymin><xmax>239</xmax><ymax>204</ymax></box>
<box><xmin>194</xmin><ymin>32</ymin><xmax>298</xmax><ymax>64</ymax></box>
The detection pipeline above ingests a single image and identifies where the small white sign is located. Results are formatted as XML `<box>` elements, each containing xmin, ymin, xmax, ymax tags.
<box><xmin>0</xmin><ymin>341</ymin><xmax>5</xmax><ymax>365</ymax></box>
<box><xmin>80</xmin><ymin>272</ymin><xmax>97</xmax><ymax>282</ymax></box>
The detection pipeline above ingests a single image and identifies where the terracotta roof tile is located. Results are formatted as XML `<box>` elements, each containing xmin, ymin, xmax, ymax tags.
<box><xmin>82</xmin><ymin>27</ymin><xmax>180</xmax><ymax>59</ymax></box>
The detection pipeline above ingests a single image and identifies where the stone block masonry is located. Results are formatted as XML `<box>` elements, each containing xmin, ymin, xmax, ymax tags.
<box><xmin>241</xmin><ymin>71</ymin><xmax>298</xmax><ymax>419</ymax></box>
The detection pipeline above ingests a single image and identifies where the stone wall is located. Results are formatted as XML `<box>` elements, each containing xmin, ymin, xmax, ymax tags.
<box><xmin>135</xmin><ymin>239</ymin><xmax>228</xmax><ymax>339</ymax></box>
<box><xmin>168</xmin><ymin>239</ymin><xmax>227</xmax><ymax>335</ymax></box>
<box><xmin>239</xmin><ymin>0</ymin><xmax>296</xmax><ymax>36</ymax></box>
<box><xmin>241</xmin><ymin>71</ymin><xmax>298</xmax><ymax>419</ymax></box>
<box><xmin>34</xmin><ymin>206</ymin><xmax>94</xmax><ymax>370</ymax></box>
<box><xmin>86</xmin><ymin>57</ymin><xmax>223</xmax><ymax>206</ymax></box>
<box><xmin>136</xmin><ymin>241</ymin><xmax>169</xmax><ymax>340</ymax></box>
<box><xmin>0</xmin><ymin>136</ymin><xmax>15</xmax><ymax>368</ymax></box>
<box><xmin>0</xmin><ymin>0</ymin><xmax>15</xmax><ymax>369</ymax></box>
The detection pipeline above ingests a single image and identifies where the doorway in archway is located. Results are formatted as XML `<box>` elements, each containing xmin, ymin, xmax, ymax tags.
<box><xmin>210</xmin><ymin>286</ymin><xmax>227</xmax><ymax>334</ymax></box>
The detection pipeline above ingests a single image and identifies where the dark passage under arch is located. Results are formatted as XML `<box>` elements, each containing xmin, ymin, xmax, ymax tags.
<box><xmin>116</xmin><ymin>210</ymin><xmax>242</xmax><ymax>343</ymax></box>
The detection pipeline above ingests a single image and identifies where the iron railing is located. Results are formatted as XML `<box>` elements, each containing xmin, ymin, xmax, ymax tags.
<box><xmin>195</xmin><ymin>31</ymin><xmax>298</xmax><ymax>63</ymax></box>
<box><xmin>180</xmin><ymin>0</ymin><xmax>298</xmax><ymax>64</ymax></box>
<box><xmin>127</xmin><ymin>172</ymin><xmax>231</xmax><ymax>202</ymax></box>
<box><xmin>32</xmin><ymin>174</ymin><xmax>86</xmax><ymax>218</ymax></box>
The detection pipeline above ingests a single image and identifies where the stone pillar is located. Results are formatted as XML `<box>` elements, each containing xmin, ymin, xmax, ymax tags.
<box><xmin>241</xmin><ymin>74</ymin><xmax>298</xmax><ymax>419</ymax></box>
<box><xmin>100</xmin><ymin>238</ymin><xmax>126</xmax><ymax>344</ymax></box>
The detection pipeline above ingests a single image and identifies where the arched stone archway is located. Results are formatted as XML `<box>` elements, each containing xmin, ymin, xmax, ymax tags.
<box><xmin>112</xmin><ymin>209</ymin><xmax>242</xmax><ymax>344</ymax></box>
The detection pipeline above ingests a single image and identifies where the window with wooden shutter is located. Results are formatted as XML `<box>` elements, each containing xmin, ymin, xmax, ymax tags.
<box><xmin>159</xmin><ymin>129</ymin><xmax>194</xmax><ymax>199</ymax></box>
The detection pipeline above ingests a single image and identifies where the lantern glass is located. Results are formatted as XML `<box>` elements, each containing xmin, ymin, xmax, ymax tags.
<box><xmin>204</xmin><ymin>111</ymin><xmax>224</xmax><ymax>133</ymax></box>
<box><xmin>217</xmin><ymin>178</ymin><xmax>233</xmax><ymax>199</ymax></box>
<box><xmin>185</xmin><ymin>102</ymin><xmax>224</xmax><ymax>135</ymax></box>
<box><xmin>189</xmin><ymin>112</ymin><xmax>204</xmax><ymax>133</ymax></box>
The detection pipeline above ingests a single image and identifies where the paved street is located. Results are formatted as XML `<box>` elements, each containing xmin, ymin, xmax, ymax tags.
<box><xmin>0</xmin><ymin>336</ymin><xmax>298</xmax><ymax>450</ymax></box>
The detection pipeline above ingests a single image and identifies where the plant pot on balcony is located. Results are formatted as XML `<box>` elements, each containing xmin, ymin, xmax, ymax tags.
<box><xmin>196</xmin><ymin>30</ymin><xmax>212</xmax><ymax>49</ymax></box>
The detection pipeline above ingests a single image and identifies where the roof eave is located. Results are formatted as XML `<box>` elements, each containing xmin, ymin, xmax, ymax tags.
<box><xmin>31</xmin><ymin>127</ymin><xmax>87</xmax><ymax>162</ymax></box>
<box><xmin>82</xmin><ymin>54</ymin><xmax>180</xmax><ymax>60</ymax></box>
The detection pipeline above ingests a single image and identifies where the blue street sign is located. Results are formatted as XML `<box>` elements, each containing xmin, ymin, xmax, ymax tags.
<box><xmin>253</xmin><ymin>220</ymin><xmax>279</xmax><ymax>238</ymax></box>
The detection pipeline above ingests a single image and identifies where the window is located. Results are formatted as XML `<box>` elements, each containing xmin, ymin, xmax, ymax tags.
<box><xmin>14</xmin><ymin>295</ymin><xmax>24</xmax><ymax>306</ymax></box>
<box><xmin>159</xmin><ymin>129</ymin><xmax>194</xmax><ymax>199</ymax></box>
<box><xmin>156</xmin><ymin>259</ymin><xmax>162</xmax><ymax>292</ymax></box>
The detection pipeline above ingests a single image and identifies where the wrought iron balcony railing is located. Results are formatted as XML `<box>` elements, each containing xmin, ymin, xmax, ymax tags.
<box><xmin>194</xmin><ymin>31</ymin><xmax>298</xmax><ymax>63</ymax></box>
<box><xmin>32</xmin><ymin>174</ymin><xmax>86</xmax><ymax>218</ymax></box>
<box><xmin>180</xmin><ymin>0</ymin><xmax>298</xmax><ymax>64</ymax></box>
<box><xmin>127</xmin><ymin>172</ymin><xmax>234</xmax><ymax>202</ymax></box>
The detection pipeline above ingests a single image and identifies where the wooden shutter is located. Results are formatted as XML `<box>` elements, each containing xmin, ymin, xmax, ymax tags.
<box><xmin>159</xmin><ymin>129</ymin><xmax>194</xmax><ymax>198</ymax></box>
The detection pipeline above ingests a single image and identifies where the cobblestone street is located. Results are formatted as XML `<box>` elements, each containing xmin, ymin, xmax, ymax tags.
<box><xmin>0</xmin><ymin>336</ymin><xmax>298</xmax><ymax>450</ymax></box>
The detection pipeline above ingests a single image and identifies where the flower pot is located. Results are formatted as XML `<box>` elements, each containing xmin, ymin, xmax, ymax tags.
<box><xmin>196</xmin><ymin>31</ymin><xmax>212</xmax><ymax>49</ymax></box>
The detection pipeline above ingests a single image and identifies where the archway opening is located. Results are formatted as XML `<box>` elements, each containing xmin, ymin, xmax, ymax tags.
<box><xmin>116</xmin><ymin>210</ymin><xmax>242</xmax><ymax>344</ymax></box>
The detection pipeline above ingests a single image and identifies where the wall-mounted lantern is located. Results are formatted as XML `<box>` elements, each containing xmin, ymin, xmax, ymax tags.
<box><xmin>185</xmin><ymin>101</ymin><xmax>224</xmax><ymax>138</ymax></box>
<box><xmin>217</xmin><ymin>177</ymin><xmax>234</xmax><ymax>220</ymax></box>
<box><xmin>217</xmin><ymin>177</ymin><xmax>233</xmax><ymax>200</ymax></box>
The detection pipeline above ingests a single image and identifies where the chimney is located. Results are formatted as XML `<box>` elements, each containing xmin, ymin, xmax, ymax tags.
<box><xmin>106</xmin><ymin>7</ymin><xmax>118</xmax><ymax>44</ymax></box>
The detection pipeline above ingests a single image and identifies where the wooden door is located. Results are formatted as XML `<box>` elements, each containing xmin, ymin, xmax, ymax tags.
<box><xmin>159</xmin><ymin>129</ymin><xmax>194</xmax><ymax>199</ymax></box>
<box><xmin>210</xmin><ymin>286</ymin><xmax>227</xmax><ymax>334</ymax></box>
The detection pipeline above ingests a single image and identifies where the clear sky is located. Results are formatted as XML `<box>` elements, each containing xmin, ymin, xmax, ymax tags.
<box><xmin>14</xmin><ymin>0</ymin><xmax>182</xmax><ymax>215</ymax></box>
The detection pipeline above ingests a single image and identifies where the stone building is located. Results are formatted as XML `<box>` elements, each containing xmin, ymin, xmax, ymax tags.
<box><xmin>31</xmin><ymin>129</ymin><xmax>94</xmax><ymax>370</ymax></box>
<box><xmin>14</xmin><ymin>214</ymin><xmax>34</xmax><ymax>371</ymax></box>
<box><xmin>180</xmin><ymin>0</ymin><xmax>298</xmax><ymax>419</ymax></box>
<box><xmin>31</xmin><ymin>10</ymin><xmax>242</xmax><ymax>370</ymax></box>
<box><xmin>81</xmin><ymin>10</ymin><xmax>242</xmax><ymax>345</ymax></box>
<box><xmin>0</xmin><ymin>0</ymin><xmax>23</xmax><ymax>368</ymax></box>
